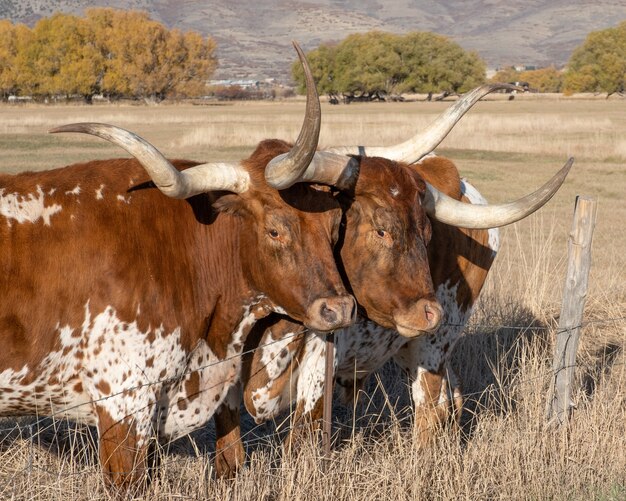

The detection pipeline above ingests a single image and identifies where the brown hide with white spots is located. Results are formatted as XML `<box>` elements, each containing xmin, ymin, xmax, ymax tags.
<box><xmin>0</xmin><ymin>139</ymin><xmax>354</xmax><ymax>491</ymax></box>
<box><xmin>214</xmin><ymin>155</ymin><xmax>497</xmax><ymax>478</ymax></box>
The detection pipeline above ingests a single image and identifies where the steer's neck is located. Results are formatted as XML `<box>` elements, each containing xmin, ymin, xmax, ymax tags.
<box><xmin>183</xmin><ymin>203</ymin><xmax>271</xmax><ymax>359</ymax></box>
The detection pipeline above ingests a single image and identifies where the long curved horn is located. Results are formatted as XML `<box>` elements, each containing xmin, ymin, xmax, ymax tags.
<box><xmin>326</xmin><ymin>83</ymin><xmax>518</xmax><ymax>164</ymax></box>
<box><xmin>49</xmin><ymin>123</ymin><xmax>250</xmax><ymax>198</ymax></box>
<box><xmin>422</xmin><ymin>158</ymin><xmax>574</xmax><ymax>228</ymax></box>
<box><xmin>264</xmin><ymin>41</ymin><xmax>321</xmax><ymax>189</ymax></box>
<box><xmin>295</xmin><ymin>151</ymin><xmax>360</xmax><ymax>190</ymax></box>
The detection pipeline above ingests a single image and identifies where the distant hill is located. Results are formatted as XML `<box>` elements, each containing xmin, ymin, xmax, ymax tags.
<box><xmin>2</xmin><ymin>0</ymin><xmax>625</xmax><ymax>81</ymax></box>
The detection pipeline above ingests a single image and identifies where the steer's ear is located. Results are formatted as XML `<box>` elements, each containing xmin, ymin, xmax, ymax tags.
<box><xmin>407</xmin><ymin>158</ymin><xmax>462</xmax><ymax>200</ymax></box>
<box><xmin>411</xmin><ymin>172</ymin><xmax>429</xmax><ymax>202</ymax></box>
<box><xmin>212</xmin><ymin>193</ymin><xmax>248</xmax><ymax>217</ymax></box>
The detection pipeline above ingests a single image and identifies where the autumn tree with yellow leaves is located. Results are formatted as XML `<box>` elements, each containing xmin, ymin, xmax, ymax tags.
<box><xmin>0</xmin><ymin>8</ymin><xmax>216</xmax><ymax>102</ymax></box>
<box><xmin>0</xmin><ymin>20</ymin><xmax>31</xmax><ymax>99</ymax></box>
<box><xmin>563</xmin><ymin>21</ymin><xmax>626</xmax><ymax>97</ymax></box>
<box><xmin>490</xmin><ymin>66</ymin><xmax>563</xmax><ymax>92</ymax></box>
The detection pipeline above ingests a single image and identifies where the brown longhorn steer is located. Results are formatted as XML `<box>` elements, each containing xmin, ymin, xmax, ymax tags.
<box><xmin>213</xmin><ymin>84</ymin><xmax>573</xmax><ymax>478</ymax></box>
<box><xmin>0</xmin><ymin>45</ymin><xmax>361</xmax><ymax>493</ymax></box>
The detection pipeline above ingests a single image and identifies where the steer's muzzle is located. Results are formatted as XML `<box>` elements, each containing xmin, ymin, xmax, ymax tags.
<box><xmin>393</xmin><ymin>298</ymin><xmax>443</xmax><ymax>338</ymax></box>
<box><xmin>306</xmin><ymin>295</ymin><xmax>357</xmax><ymax>332</ymax></box>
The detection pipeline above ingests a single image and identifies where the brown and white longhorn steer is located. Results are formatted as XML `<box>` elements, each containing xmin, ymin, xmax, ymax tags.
<box><xmin>243</xmin><ymin>156</ymin><xmax>507</xmax><ymax>445</ymax></box>
<box><xmin>0</xmin><ymin>46</ymin><xmax>359</xmax><ymax>492</ymax></box>
<box><xmin>213</xmin><ymin>84</ymin><xmax>573</xmax><ymax>477</ymax></box>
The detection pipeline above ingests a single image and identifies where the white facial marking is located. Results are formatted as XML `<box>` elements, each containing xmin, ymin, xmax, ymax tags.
<box><xmin>0</xmin><ymin>186</ymin><xmax>62</xmax><ymax>226</ymax></box>
<box><xmin>390</xmin><ymin>186</ymin><xmax>400</xmax><ymax>197</ymax></box>
<box><xmin>65</xmin><ymin>185</ymin><xmax>81</xmax><ymax>196</ymax></box>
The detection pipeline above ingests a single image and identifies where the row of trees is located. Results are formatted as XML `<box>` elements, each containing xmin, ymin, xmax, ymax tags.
<box><xmin>291</xmin><ymin>31</ymin><xmax>485</xmax><ymax>100</ymax></box>
<box><xmin>0</xmin><ymin>9</ymin><xmax>622</xmax><ymax>102</ymax></box>
<box><xmin>0</xmin><ymin>8</ymin><xmax>217</xmax><ymax>102</ymax></box>
<box><xmin>294</xmin><ymin>22</ymin><xmax>626</xmax><ymax>100</ymax></box>
<box><xmin>492</xmin><ymin>21</ymin><xmax>625</xmax><ymax>96</ymax></box>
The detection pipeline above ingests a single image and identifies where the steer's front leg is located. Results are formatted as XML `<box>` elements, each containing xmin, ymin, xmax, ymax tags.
<box><xmin>95</xmin><ymin>404</ymin><xmax>155</xmax><ymax>495</ymax></box>
<box><xmin>394</xmin><ymin>332</ymin><xmax>462</xmax><ymax>444</ymax></box>
<box><xmin>284</xmin><ymin>331</ymin><xmax>330</xmax><ymax>450</ymax></box>
<box><xmin>214</xmin><ymin>384</ymin><xmax>245</xmax><ymax>479</ymax></box>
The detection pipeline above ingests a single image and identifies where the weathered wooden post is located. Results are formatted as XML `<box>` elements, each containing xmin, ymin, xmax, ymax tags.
<box><xmin>322</xmin><ymin>332</ymin><xmax>335</xmax><ymax>458</ymax></box>
<box><xmin>546</xmin><ymin>195</ymin><xmax>597</xmax><ymax>425</ymax></box>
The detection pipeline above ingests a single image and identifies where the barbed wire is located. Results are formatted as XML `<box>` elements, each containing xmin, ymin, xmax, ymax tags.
<box><xmin>2</xmin><ymin>315</ymin><xmax>624</xmax><ymax>439</ymax></box>
<box><xmin>0</xmin><ymin>315</ymin><xmax>624</xmax><ymax>484</ymax></box>
<box><xmin>3</xmin><ymin>314</ymin><xmax>624</xmax><ymax>435</ymax></box>
<box><xmin>459</xmin><ymin>315</ymin><xmax>626</xmax><ymax>333</ymax></box>
<box><xmin>1</xmin><ymin>359</ymin><xmax>623</xmax><ymax>484</ymax></box>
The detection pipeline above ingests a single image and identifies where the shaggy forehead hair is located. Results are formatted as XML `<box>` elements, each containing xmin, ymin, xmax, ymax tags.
<box><xmin>353</xmin><ymin>156</ymin><xmax>425</xmax><ymax>204</ymax></box>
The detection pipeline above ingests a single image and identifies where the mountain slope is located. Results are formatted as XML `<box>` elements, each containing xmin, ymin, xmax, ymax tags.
<box><xmin>1</xmin><ymin>0</ymin><xmax>625</xmax><ymax>80</ymax></box>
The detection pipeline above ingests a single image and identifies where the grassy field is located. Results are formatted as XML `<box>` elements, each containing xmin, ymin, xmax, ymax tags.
<box><xmin>0</xmin><ymin>94</ymin><xmax>625</xmax><ymax>500</ymax></box>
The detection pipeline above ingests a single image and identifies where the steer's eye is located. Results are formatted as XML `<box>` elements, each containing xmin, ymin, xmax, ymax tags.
<box><xmin>376</xmin><ymin>229</ymin><xmax>386</xmax><ymax>238</ymax></box>
<box><xmin>268</xmin><ymin>229</ymin><xmax>280</xmax><ymax>239</ymax></box>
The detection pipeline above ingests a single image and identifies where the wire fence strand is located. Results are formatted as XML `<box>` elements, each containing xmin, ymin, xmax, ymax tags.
<box><xmin>0</xmin><ymin>315</ymin><xmax>624</xmax><ymax>483</ymax></box>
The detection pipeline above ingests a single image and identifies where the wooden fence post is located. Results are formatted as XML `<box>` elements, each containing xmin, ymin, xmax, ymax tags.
<box><xmin>322</xmin><ymin>332</ymin><xmax>335</xmax><ymax>458</ymax></box>
<box><xmin>546</xmin><ymin>195</ymin><xmax>597</xmax><ymax>425</ymax></box>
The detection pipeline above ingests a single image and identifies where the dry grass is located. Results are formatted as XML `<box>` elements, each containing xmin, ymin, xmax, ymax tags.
<box><xmin>0</xmin><ymin>95</ymin><xmax>625</xmax><ymax>500</ymax></box>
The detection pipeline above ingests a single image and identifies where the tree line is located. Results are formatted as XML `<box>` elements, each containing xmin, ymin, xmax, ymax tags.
<box><xmin>493</xmin><ymin>21</ymin><xmax>625</xmax><ymax>96</ymax></box>
<box><xmin>0</xmin><ymin>8</ymin><xmax>217</xmax><ymax>102</ymax></box>
<box><xmin>293</xmin><ymin>23</ymin><xmax>626</xmax><ymax>100</ymax></box>
<box><xmin>0</xmin><ymin>8</ymin><xmax>623</xmax><ymax>103</ymax></box>
<box><xmin>291</xmin><ymin>31</ymin><xmax>485</xmax><ymax>101</ymax></box>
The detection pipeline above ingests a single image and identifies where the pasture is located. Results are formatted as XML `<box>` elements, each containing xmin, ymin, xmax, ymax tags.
<box><xmin>0</xmin><ymin>94</ymin><xmax>625</xmax><ymax>500</ymax></box>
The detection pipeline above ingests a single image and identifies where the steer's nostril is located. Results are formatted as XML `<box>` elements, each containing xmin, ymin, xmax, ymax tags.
<box><xmin>320</xmin><ymin>302</ymin><xmax>338</xmax><ymax>324</ymax></box>
<box><xmin>307</xmin><ymin>296</ymin><xmax>356</xmax><ymax>331</ymax></box>
<box><xmin>424</xmin><ymin>302</ymin><xmax>443</xmax><ymax>330</ymax></box>
<box><xmin>350</xmin><ymin>299</ymin><xmax>357</xmax><ymax>322</ymax></box>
